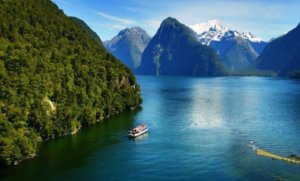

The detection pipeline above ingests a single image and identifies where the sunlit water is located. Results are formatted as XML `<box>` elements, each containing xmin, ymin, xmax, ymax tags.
<box><xmin>1</xmin><ymin>76</ymin><xmax>300</xmax><ymax>181</ymax></box>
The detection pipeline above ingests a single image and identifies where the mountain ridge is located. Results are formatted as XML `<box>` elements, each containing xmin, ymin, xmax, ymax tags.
<box><xmin>70</xmin><ymin>16</ymin><xmax>104</xmax><ymax>47</ymax></box>
<box><xmin>256</xmin><ymin>23</ymin><xmax>300</xmax><ymax>76</ymax></box>
<box><xmin>190</xmin><ymin>20</ymin><xmax>267</xmax><ymax>71</ymax></box>
<box><xmin>137</xmin><ymin>17</ymin><xmax>227</xmax><ymax>76</ymax></box>
<box><xmin>104</xmin><ymin>27</ymin><xmax>150</xmax><ymax>71</ymax></box>
<box><xmin>190</xmin><ymin>20</ymin><xmax>265</xmax><ymax>45</ymax></box>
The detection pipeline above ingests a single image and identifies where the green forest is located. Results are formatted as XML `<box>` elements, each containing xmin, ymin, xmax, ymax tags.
<box><xmin>0</xmin><ymin>0</ymin><xmax>141</xmax><ymax>166</ymax></box>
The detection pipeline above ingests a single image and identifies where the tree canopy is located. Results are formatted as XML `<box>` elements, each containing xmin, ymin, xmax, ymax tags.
<box><xmin>0</xmin><ymin>0</ymin><xmax>141</xmax><ymax>166</ymax></box>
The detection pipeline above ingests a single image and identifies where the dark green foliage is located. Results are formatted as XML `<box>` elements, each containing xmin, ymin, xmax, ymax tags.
<box><xmin>138</xmin><ymin>17</ymin><xmax>227</xmax><ymax>76</ymax></box>
<box><xmin>0</xmin><ymin>0</ymin><xmax>141</xmax><ymax>166</ymax></box>
<box><xmin>70</xmin><ymin>17</ymin><xmax>104</xmax><ymax>48</ymax></box>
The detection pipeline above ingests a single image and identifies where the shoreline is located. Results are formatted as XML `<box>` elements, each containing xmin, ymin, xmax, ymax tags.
<box><xmin>1</xmin><ymin>106</ymin><xmax>141</xmax><ymax>168</ymax></box>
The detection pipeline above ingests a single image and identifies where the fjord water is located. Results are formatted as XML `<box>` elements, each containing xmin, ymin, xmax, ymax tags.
<box><xmin>1</xmin><ymin>76</ymin><xmax>300</xmax><ymax>181</ymax></box>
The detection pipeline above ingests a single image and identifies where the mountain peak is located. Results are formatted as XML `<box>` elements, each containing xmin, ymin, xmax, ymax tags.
<box><xmin>208</xmin><ymin>19</ymin><xmax>221</xmax><ymax>25</ymax></box>
<box><xmin>131</xmin><ymin>26</ymin><xmax>145</xmax><ymax>31</ymax></box>
<box><xmin>156</xmin><ymin>17</ymin><xmax>198</xmax><ymax>42</ymax></box>
<box><xmin>257</xmin><ymin>22</ymin><xmax>300</xmax><ymax>76</ymax></box>
<box><xmin>204</xmin><ymin>19</ymin><xmax>223</xmax><ymax>29</ymax></box>
<box><xmin>161</xmin><ymin>17</ymin><xmax>181</xmax><ymax>27</ymax></box>
<box><xmin>138</xmin><ymin>18</ymin><xmax>227</xmax><ymax>76</ymax></box>
<box><xmin>190</xmin><ymin>20</ymin><xmax>230</xmax><ymax>45</ymax></box>
<box><xmin>190</xmin><ymin>19</ymin><xmax>227</xmax><ymax>36</ymax></box>
<box><xmin>241</xmin><ymin>32</ymin><xmax>262</xmax><ymax>42</ymax></box>
<box><xmin>118</xmin><ymin>26</ymin><xmax>146</xmax><ymax>36</ymax></box>
<box><xmin>105</xmin><ymin>26</ymin><xmax>150</xmax><ymax>70</ymax></box>
<box><xmin>190</xmin><ymin>20</ymin><xmax>264</xmax><ymax>45</ymax></box>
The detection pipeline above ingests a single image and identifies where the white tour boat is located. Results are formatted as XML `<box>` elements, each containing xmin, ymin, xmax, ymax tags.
<box><xmin>128</xmin><ymin>124</ymin><xmax>148</xmax><ymax>138</ymax></box>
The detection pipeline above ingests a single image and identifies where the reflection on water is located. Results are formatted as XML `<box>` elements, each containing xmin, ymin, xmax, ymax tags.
<box><xmin>1</xmin><ymin>76</ymin><xmax>300</xmax><ymax>181</ymax></box>
<box><xmin>190</xmin><ymin>85</ymin><xmax>225</xmax><ymax>129</ymax></box>
<box><xmin>129</xmin><ymin>133</ymin><xmax>149</xmax><ymax>142</ymax></box>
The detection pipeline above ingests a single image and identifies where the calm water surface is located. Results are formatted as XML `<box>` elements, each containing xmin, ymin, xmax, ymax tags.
<box><xmin>1</xmin><ymin>76</ymin><xmax>300</xmax><ymax>181</ymax></box>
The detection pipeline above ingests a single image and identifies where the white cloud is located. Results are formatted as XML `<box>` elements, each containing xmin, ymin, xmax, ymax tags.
<box><xmin>96</xmin><ymin>11</ymin><xmax>136</xmax><ymax>25</ymax></box>
<box><xmin>109</xmin><ymin>24</ymin><xmax>127</xmax><ymax>30</ymax></box>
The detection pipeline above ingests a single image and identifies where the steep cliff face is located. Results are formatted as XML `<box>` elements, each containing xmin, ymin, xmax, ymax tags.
<box><xmin>138</xmin><ymin>17</ymin><xmax>227</xmax><ymax>76</ymax></box>
<box><xmin>256</xmin><ymin>23</ymin><xmax>300</xmax><ymax>76</ymax></box>
<box><xmin>0</xmin><ymin>0</ymin><xmax>141</xmax><ymax>166</ymax></box>
<box><xmin>209</xmin><ymin>36</ymin><xmax>258</xmax><ymax>71</ymax></box>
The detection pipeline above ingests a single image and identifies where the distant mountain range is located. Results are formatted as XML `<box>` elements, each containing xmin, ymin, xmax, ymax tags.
<box><xmin>136</xmin><ymin>17</ymin><xmax>227</xmax><ymax>76</ymax></box>
<box><xmin>104</xmin><ymin>18</ymin><xmax>300</xmax><ymax>77</ymax></box>
<box><xmin>190</xmin><ymin>20</ymin><xmax>267</xmax><ymax>71</ymax></box>
<box><xmin>106</xmin><ymin>19</ymin><xmax>268</xmax><ymax>74</ymax></box>
<box><xmin>190</xmin><ymin>20</ymin><xmax>261</xmax><ymax>44</ymax></box>
<box><xmin>104</xmin><ymin>27</ymin><xmax>150</xmax><ymax>71</ymax></box>
<box><xmin>256</xmin><ymin>23</ymin><xmax>300</xmax><ymax>76</ymax></box>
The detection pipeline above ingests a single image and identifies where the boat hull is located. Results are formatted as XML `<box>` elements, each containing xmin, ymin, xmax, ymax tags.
<box><xmin>128</xmin><ymin>128</ymin><xmax>148</xmax><ymax>138</ymax></box>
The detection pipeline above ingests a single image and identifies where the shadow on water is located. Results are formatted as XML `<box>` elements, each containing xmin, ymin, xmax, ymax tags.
<box><xmin>0</xmin><ymin>108</ymin><xmax>142</xmax><ymax>181</ymax></box>
<box><xmin>128</xmin><ymin>133</ymin><xmax>149</xmax><ymax>142</ymax></box>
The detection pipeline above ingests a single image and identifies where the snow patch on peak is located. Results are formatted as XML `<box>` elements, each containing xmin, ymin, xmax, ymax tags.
<box><xmin>190</xmin><ymin>19</ymin><xmax>231</xmax><ymax>45</ymax></box>
<box><xmin>241</xmin><ymin>32</ymin><xmax>262</xmax><ymax>42</ymax></box>
<box><xmin>190</xmin><ymin>19</ymin><xmax>226</xmax><ymax>35</ymax></box>
<box><xmin>190</xmin><ymin>20</ymin><xmax>264</xmax><ymax>45</ymax></box>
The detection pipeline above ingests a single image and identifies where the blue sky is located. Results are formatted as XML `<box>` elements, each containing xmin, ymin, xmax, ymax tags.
<box><xmin>52</xmin><ymin>0</ymin><xmax>300</xmax><ymax>41</ymax></box>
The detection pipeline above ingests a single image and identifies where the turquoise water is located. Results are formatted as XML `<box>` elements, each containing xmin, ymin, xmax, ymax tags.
<box><xmin>1</xmin><ymin>76</ymin><xmax>300</xmax><ymax>180</ymax></box>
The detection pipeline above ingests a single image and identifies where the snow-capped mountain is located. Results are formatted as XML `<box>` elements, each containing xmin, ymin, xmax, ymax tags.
<box><xmin>190</xmin><ymin>20</ymin><xmax>267</xmax><ymax>71</ymax></box>
<box><xmin>190</xmin><ymin>19</ymin><xmax>263</xmax><ymax>45</ymax></box>
<box><xmin>241</xmin><ymin>31</ymin><xmax>263</xmax><ymax>43</ymax></box>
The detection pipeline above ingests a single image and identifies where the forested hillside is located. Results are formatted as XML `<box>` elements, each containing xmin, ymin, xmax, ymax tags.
<box><xmin>0</xmin><ymin>0</ymin><xmax>141</xmax><ymax>166</ymax></box>
<box><xmin>70</xmin><ymin>16</ymin><xmax>104</xmax><ymax>47</ymax></box>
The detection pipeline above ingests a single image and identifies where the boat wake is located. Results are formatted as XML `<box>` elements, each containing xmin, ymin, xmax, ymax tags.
<box><xmin>248</xmin><ymin>140</ymin><xmax>258</xmax><ymax>151</ymax></box>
